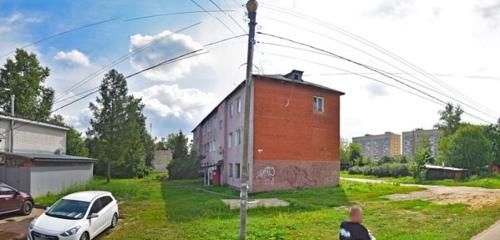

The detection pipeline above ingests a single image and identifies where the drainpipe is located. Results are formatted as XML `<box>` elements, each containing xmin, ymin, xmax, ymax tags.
<box><xmin>9</xmin><ymin>94</ymin><xmax>14</xmax><ymax>153</ymax></box>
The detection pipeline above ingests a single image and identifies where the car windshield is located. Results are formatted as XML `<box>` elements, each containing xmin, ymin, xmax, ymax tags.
<box><xmin>46</xmin><ymin>199</ymin><xmax>90</xmax><ymax>220</ymax></box>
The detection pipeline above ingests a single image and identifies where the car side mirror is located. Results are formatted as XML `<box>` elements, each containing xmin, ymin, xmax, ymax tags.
<box><xmin>88</xmin><ymin>213</ymin><xmax>99</xmax><ymax>219</ymax></box>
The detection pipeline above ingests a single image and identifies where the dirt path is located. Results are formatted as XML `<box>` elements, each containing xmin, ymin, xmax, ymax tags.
<box><xmin>0</xmin><ymin>208</ymin><xmax>44</xmax><ymax>240</ymax></box>
<box><xmin>341</xmin><ymin>177</ymin><xmax>500</xmax><ymax>240</ymax></box>
<box><xmin>342</xmin><ymin>177</ymin><xmax>500</xmax><ymax>209</ymax></box>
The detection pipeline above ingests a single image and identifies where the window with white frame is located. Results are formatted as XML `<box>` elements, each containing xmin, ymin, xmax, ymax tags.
<box><xmin>228</xmin><ymin>132</ymin><xmax>233</xmax><ymax>148</ymax></box>
<box><xmin>236</xmin><ymin>97</ymin><xmax>242</xmax><ymax>113</ymax></box>
<box><xmin>235</xmin><ymin>163</ymin><xmax>241</xmax><ymax>178</ymax></box>
<box><xmin>236</xmin><ymin>129</ymin><xmax>242</xmax><ymax>145</ymax></box>
<box><xmin>229</xmin><ymin>163</ymin><xmax>233</xmax><ymax>177</ymax></box>
<box><xmin>313</xmin><ymin>96</ymin><xmax>324</xmax><ymax>113</ymax></box>
<box><xmin>229</xmin><ymin>102</ymin><xmax>235</xmax><ymax>118</ymax></box>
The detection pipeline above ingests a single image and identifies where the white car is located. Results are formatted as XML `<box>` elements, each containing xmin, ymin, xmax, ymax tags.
<box><xmin>28</xmin><ymin>191</ymin><xmax>119</xmax><ymax>240</ymax></box>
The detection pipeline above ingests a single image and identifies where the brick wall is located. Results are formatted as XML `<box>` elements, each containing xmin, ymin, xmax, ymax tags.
<box><xmin>251</xmin><ymin>77</ymin><xmax>341</xmax><ymax>192</ymax></box>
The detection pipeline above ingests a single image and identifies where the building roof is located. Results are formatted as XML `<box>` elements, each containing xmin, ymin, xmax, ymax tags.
<box><xmin>0</xmin><ymin>112</ymin><xmax>69</xmax><ymax>131</ymax></box>
<box><xmin>423</xmin><ymin>164</ymin><xmax>468</xmax><ymax>171</ymax></box>
<box><xmin>256</xmin><ymin>74</ymin><xmax>345</xmax><ymax>95</ymax></box>
<box><xmin>352</xmin><ymin>131</ymin><xmax>400</xmax><ymax>139</ymax></box>
<box><xmin>63</xmin><ymin>191</ymin><xmax>111</xmax><ymax>202</ymax></box>
<box><xmin>192</xmin><ymin>70</ymin><xmax>345</xmax><ymax>132</ymax></box>
<box><xmin>0</xmin><ymin>152</ymin><xmax>96</xmax><ymax>163</ymax></box>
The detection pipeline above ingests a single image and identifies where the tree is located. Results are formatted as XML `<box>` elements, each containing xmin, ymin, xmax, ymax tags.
<box><xmin>340</xmin><ymin>138</ymin><xmax>350</xmax><ymax>164</ymax></box>
<box><xmin>121</xmin><ymin>98</ymin><xmax>147</xmax><ymax>178</ymax></box>
<box><xmin>87</xmin><ymin>69</ymin><xmax>153</xmax><ymax>181</ymax></box>
<box><xmin>165</xmin><ymin>131</ymin><xmax>199</xmax><ymax>179</ymax></box>
<box><xmin>445</xmin><ymin>125</ymin><xmax>493</xmax><ymax>173</ymax></box>
<box><xmin>435</xmin><ymin>103</ymin><xmax>463</xmax><ymax>137</ymax></box>
<box><xmin>87</xmin><ymin>69</ymin><xmax>130</xmax><ymax>182</ymax></box>
<box><xmin>66</xmin><ymin>128</ymin><xmax>89</xmax><ymax>157</ymax></box>
<box><xmin>415</xmin><ymin>134</ymin><xmax>434</xmax><ymax>164</ymax></box>
<box><xmin>348</xmin><ymin>143</ymin><xmax>362</xmax><ymax>165</ymax></box>
<box><xmin>484</xmin><ymin>122</ymin><xmax>500</xmax><ymax>165</ymax></box>
<box><xmin>412</xmin><ymin>148</ymin><xmax>433</xmax><ymax>181</ymax></box>
<box><xmin>0</xmin><ymin>49</ymin><xmax>54</xmax><ymax>120</ymax></box>
<box><xmin>47</xmin><ymin>114</ymin><xmax>65</xmax><ymax>126</ymax></box>
<box><xmin>435</xmin><ymin>103</ymin><xmax>463</xmax><ymax>163</ymax></box>
<box><xmin>166</xmin><ymin>131</ymin><xmax>189</xmax><ymax>161</ymax></box>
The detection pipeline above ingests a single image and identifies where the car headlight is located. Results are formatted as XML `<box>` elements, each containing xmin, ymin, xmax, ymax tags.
<box><xmin>29</xmin><ymin>219</ymin><xmax>36</xmax><ymax>230</ymax></box>
<box><xmin>60</xmin><ymin>225</ymin><xmax>81</xmax><ymax>237</ymax></box>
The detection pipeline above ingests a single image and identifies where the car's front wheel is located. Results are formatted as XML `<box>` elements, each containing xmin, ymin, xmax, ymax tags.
<box><xmin>20</xmin><ymin>200</ymin><xmax>33</xmax><ymax>215</ymax></box>
<box><xmin>110</xmin><ymin>213</ymin><xmax>118</xmax><ymax>228</ymax></box>
<box><xmin>80</xmin><ymin>232</ymin><xmax>90</xmax><ymax>240</ymax></box>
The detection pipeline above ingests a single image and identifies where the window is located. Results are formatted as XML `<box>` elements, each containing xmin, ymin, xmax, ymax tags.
<box><xmin>89</xmin><ymin>199</ymin><xmax>103</xmax><ymax>214</ymax></box>
<box><xmin>0</xmin><ymin>186</ymin><xmax>15</xmax><ymax>195</ymax></box>
<box><xmin>313</xmin><ymin>96</ymin><xmax>324</xmax><ymax>112</ymax></box>
<box><xmin>219</xmin><ymin>120</ymin><xmax>223</xmax><ymax>130</ymax></box>
<box><xmin>99</xmin><ymin>196</ymin><xmax>113</xmax><ymax>209</ymax></box>
<box><xmin>236</xmin><ymin>97</ymin><xmax>242</xmax><ymax>113</ymax></box>
<box><xmin>229</xmin><ymin>164</ymin><xmax>233</xmax><ymax>177</ymax></box>
<box><xmin>235</xmin><ymin>163</ymin><xmax>241</xmax><ymax>178</ymax></box>
<box><xmin>236</xmin><ymin>129</ymin><xmax>242</xmax><ymax>145</ymax></box>
<box><xmin>228</xmin><ymin>132</ymin><xmax>233</xmax><ymax>148</ymax></box>
<box><xmin>229</xmin><ymin>103</ymin><xmax>235</xmax><ymax>118</ymax></box>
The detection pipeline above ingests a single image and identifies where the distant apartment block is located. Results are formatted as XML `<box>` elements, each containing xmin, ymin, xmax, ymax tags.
<box><xmin>192</xmin><ymin>70</ymin><xmax>344</xmax><ymax>192</ymax></box>
<box><xmin>402</xmin><ymin>129</ymin><xmax>440</xmax><ymax>158</ymax></box>
<box><xmin>352</xmin><ymin>132</ymin><xmax>401</xmax><ymax>160</ymax></box>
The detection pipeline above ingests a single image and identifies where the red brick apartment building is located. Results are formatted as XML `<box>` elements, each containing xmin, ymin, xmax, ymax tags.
<box><xmin>192</xmin><ymin>70</ymin><xmax>344</xmax><ymax>192</ymax></box>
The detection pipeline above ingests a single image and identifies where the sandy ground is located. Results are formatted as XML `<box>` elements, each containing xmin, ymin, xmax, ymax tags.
<box><xmin>222</xmin><ymin>198</ymin><xmax>290</xmax><ymax>209</ymax></box>
<box><xmin>0</xmin><ymin>208</ymin><xmax>44</xmax><ymax>240</ymax></box>
<box><xmin>341</xmin><ymin>177</ymin><xmax>500</xmax><ymax>210</ymax></box>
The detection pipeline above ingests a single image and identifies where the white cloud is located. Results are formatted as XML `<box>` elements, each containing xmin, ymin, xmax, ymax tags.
<box><xmin>54</xmin><ymin>50</ymin><xmax>90</xmax><ymax>66</ymax></box>
<box><xmin>0</xmin><ymin>13</ymin><xmax>42</xmax><ymax>34</ymax></box>
<box><xmin>133</xmin><ymin>84</ymin><xmax>214</xmax><ymax>122</ymax></box>
<box><xmin>129</xmin><ymin>30</ymin><xmax>204</xmax><ymax>81</ymax></box>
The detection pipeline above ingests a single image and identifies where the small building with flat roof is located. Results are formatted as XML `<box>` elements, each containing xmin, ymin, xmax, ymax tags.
<box><xmin>423</xmin><ymin>164</ymin><xmax>469</xmax><ymax>180</ymax></box>
<box><xmin>0</xmin><ymin>112</ymin><xmax>96</xmax><ymax>197</ymax></box>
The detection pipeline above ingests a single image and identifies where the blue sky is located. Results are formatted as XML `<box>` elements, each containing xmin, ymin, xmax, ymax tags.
<box><xmin>1</xmin><ymin>0</ymin><xmax>500</xmax><ymax>140</ymax></box>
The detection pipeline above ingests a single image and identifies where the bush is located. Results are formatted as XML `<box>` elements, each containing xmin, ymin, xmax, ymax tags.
<box><xmin>167</xmin><ymin>151</ymin><xmax>201</xmax><ymax>180</ymax></box>
<box><xmin>348</xmin><ymin>163</ymin><xmax>412</xmax><ymax>177</ymax></box>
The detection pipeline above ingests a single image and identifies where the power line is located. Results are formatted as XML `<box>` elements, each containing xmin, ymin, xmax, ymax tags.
<box><xmin>54</xmin><ymin>33</ymin><xmax>247</xmax><ymax>107</ymax></box>
<box><xmin>257</xmin><ymin>32</ymin><xmax>495</xmax><ymax>124</ymax></box>
<box><xmin>124</xmin><ymin>10</ymin><xmax>235</xmax><ymax>22</ymax></box>
<box><xmin>260</xmin><ymin>3</ymin><xmax>499</xmax><ymax>118</ymax></box>
<box><xmin>0</xmin><ymin>51</ymin><xmax>206</xmax><ymax>137</ymax></box>
<box><xmin>190</xmin><ymin>0</ymin><xmax>238</xmax><ymax>35</ymax></box>
<box><xmin>260</xmin><ymin>51</ymin><xmax>443</xmax><ymax>106</ymax></box>
<box><xmin>208</xmin><ymin>0</ymin><xmax>246</xmax><ymax>33</ymax></box>
<box><xmin>0</xmin><ymin>17</ymin><xmax>120</xmax><ymax>59</ymax></box>
<box><xmin>53</xmin><ymin>22</ymin><xmax>202</xmax><ymax>104</ymax></box>
<box><xmin>306</xmin><ymin>72</ymin><xmax>500</xmax><ymax>81</ymax></box>
<box><xmin>257</xmin><ymin>40</ymin><xmax>499</xmax><ymax>120</ymax></box>
<box><xmin>0</xmin><ymin>34</ymin><xmax>247</xmax><ymax>137</ymax></box>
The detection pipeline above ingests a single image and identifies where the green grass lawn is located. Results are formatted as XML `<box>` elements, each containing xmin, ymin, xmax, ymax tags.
<box><xmin>340</xmin><ymin>171</ymin><xmax>500</xmax><ymax>189</ymax></box>
<box><xmin>35</xmin><ymin>174</ymin><xmax>500</xmax><ymax>240</ymax></box>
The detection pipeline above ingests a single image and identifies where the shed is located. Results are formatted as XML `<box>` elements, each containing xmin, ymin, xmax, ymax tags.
<box><xmin>489</xmin><ymin>163</ymin><xmax>500</xmax><ymax>174</ymax></box>
<box><xmin>0</xmin><ymin>152</ymin><xmax>96</xmax><ymax>197</ymax></box>
<box><xmin>423</xmin><ymin>164</ymin><xmax>469</xmax><ymax>180</ymax></box>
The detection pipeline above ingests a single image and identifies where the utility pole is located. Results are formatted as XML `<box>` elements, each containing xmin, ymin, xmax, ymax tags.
<box><xmin>240</xmin><ymin>1</ymin><xmax>258</xmax><ymax>240</ymax></box>
<box><xmin>9</xmin><ymin>94</ymin><xmax>15</xmax><ymax>153</ymax></box>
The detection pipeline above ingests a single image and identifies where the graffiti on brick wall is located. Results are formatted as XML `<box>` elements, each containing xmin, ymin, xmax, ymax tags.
<box><xmin>285</xmin><ymin>166</ymin><xmax>315</xmax><ymax>188</ymax></box>
<box><xmin>256</xmin><ymin>166</ymin><xmax>276</xmax><ymax>186</ymax></box>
